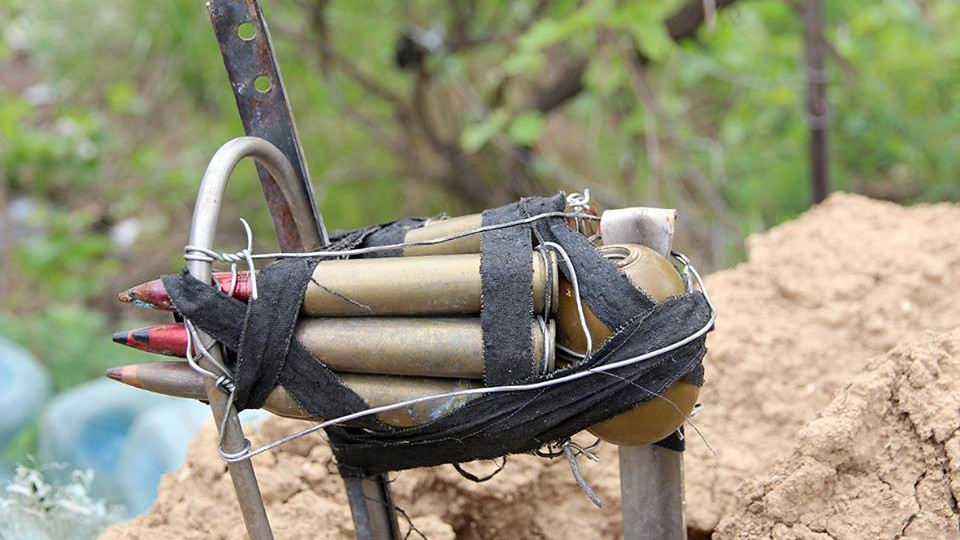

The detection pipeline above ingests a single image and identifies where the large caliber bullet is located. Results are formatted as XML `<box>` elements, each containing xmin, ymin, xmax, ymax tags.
<box><xmin>113</xmin><ymin>324</ymin><xmax>191</xmax><ymax>357</ymax></box>
<box><xmin>119</xmin><ymin>252</ymin><xmax>558</xmax><ymax>317</ymax></box>
<box><xmin>113</xmin><ymin>317</ymin><xmax>555</xmax><ymax>379</ymax></box>
<box><xmin>400</xmin><ymin>203</ymin><xmax>600</xmax><ymax>257</ymax></box>
<box><xmin>106</xmin><ymin>362</ymin><xmax>478</xmax><ymax>427</ymax></box>
<box><xmin>118</xmin><ymin>272</ymin><xmax>252</xmax><ymax>311</ymax></box>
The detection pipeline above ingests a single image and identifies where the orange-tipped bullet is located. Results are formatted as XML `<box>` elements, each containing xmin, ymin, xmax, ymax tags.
<box><xmin>112</xmin><ymin>324</ymin><xmax>189</xmax><ymax>357</ymax></box>
<box><xmin>118</xmin><ymin>272</ymin><xmax>252</xmax><ymax>311</ymax></box>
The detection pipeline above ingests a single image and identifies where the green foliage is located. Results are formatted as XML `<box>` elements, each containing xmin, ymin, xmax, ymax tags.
<box><xmin>508</xmin><ymin>111</ymin><xmax>546</xmax><ymax>146</ymax></box>
<box><xmin>0</xmin><ymin>306</ymin><xmax>144</xmax><ymax>394</ymax></box>
<box><xmin>462</xmin><ymin>109</ymin><xmax>511</xmax><ymax>152</ymax></box>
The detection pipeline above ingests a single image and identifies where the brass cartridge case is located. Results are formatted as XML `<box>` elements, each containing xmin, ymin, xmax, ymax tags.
<box><xmin>339</xmin><ymin>373</ymin><xmax>478</xmax><ymax>427</ymax></box>
<box><xmin>305</xmin><ymin>252</ymin><xmax>557</xmax><ymax>317</ymax></box>
<box><xmin>403</xmin><ymin>214</ymin><xmax>483</xmax><ymax>256</ymax></box>
<box><xmin>107</xmin><ymin>361</ymin><xmax>478</xmax><ymax>428</ymax></box>
<box><xmin>295</xmin><ymin>317</ymin><xmax>554</xmax><ymax>379</ymax></box>
<box><xmin>266</xmin><ymin>372</ymin><xmax>480</xmax><ymax>428</ymax></box>
<box><xmin>554</xmin><ymin>243</ymin><xmax>696</xmax><ymax>446</ymax></box>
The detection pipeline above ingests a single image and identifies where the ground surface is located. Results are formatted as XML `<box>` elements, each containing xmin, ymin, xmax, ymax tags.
<box><xmin>101</xmin><ymin>193</ymin><xmax>960</xmax><ymax>539</ymax></box>
<box><xmin>715</xmin><ymin>329</ymin><xmax>960</xmax><ymax>539</ymax></box>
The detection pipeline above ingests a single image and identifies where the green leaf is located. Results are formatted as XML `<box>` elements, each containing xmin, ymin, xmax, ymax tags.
<box><xmin>507</xmin><ymin>111</ymin><xmax>545</xmax><ymax>146</ymax></box>
<box><xmin>461</xmin><ymin>109</ymin><xmax>511</xmax><ymax>153</ymax></box>
<box><xmin>610</xmin><ymin>3</ymin><xmax>676</xmax><ymax>61</ymax></box>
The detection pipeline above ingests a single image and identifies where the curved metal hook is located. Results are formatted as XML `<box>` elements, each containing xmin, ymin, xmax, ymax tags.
<box><xmin>187</xmin><ymin>136</ymin><xmax>322</xmax><ymax>283</ymax></box>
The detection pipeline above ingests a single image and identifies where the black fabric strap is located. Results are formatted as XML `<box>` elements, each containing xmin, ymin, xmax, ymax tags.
<box><xmin>328</xmin><ymin>218</ymin><xmax>427</xmax><ymax>258</ymax></box>
<box><xmin>479</xmin><ymin>201</ymin><xmax>536</xmax><ymax>385</ymax></box>
<box><xmin>361</xmin><ymin>218</ymin><xmax>426</xmax><ymax>258</ymax></box>
<box><xmin>522</xmin><ymin>196</ymin><xmax>656</xmax><ymax>330</ymax></box>
<box><xmin>162</xmin><ymin>268</ymin><xmax>376</xmax><ymax>427</ymax></box>
<box><xmin>329</xmin><ymin>291</ymin><xmax>711</xmax><ymax>476</ymax></box>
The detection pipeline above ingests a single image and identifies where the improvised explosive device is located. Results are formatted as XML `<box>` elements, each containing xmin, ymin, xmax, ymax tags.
<box><xmin>113</xmin><ymin>234</ymin><xmax>696</xmax><ymax>447</ymax></box>
<box><xmin>109</xmin><ymin>158</ymin><xmax>713</xmax><ymax>540</ymax></box>
<box><xmin>103</xmin><ymin>4</ymin><xmax>712</xmax><ymax>538</ymax></box>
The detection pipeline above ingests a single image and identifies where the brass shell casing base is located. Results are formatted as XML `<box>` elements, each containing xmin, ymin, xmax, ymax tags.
<box><xmin>554</xmin><ymin>243</ymin><xmax>698</xmax><ymax>446</ymax></box>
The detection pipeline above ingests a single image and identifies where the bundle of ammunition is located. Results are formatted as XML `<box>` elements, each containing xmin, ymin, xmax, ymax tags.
<box><xmin>111</xmin><ymin>210</ymin><xmax>695</xmax><ymax>444</ymax></box>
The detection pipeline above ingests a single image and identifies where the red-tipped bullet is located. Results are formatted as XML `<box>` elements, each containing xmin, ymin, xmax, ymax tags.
<box><xmin>112</xmin><ymin>324</ymin><xmax>189</xmax><ymax>357</ymax></box>
<box><xmin>118</xmin><ymin>272</ymin><xmax>252</xmax><ymax>311</ymax></box>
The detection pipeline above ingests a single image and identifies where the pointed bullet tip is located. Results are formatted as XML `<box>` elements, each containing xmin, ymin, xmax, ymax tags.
<box><xmin>106</xmin><ymin>367</ymin><xmax>122</xmax><ymax>381</ymax></box>
<box><xmin>112</xmin><ymin>332</ymin><xmax>128</xmax><ymax>345</ymax></box>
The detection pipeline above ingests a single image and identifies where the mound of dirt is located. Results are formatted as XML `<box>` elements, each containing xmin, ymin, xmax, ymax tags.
<box><xmin>101</xmin><ymin>193</ymin><xmax>960</xmax><ymax>539</ymax></box>
<box><xmin>682</xmin><ymin>193</ymin><xmax>960</xmax><ymax>533</ymax></box>
<box><xmin>714</xmin><ymin>329</ymin><xmax>960</xmax><ymax>539</ymax></box>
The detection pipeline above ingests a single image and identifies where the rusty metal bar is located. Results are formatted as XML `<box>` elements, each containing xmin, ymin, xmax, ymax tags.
<box><xmin>207</xmin><ymin>0</ymin><xmax>328</xmax><ymax>249</ymax></box>
<box><xmin>205</xmin><ymin>3</ymin><xmax>396</xmax><ymax>538</ymax></box>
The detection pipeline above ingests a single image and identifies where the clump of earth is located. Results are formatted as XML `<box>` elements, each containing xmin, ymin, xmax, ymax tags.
<box><xmin>102</xmin><ymin>193</ymin><xmax>960</xmax><ymax>539</ymax></box>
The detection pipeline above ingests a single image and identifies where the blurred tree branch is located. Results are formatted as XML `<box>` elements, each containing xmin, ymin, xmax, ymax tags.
<box><xmin>293</xmin><ymin>0</ymin><xmax>743</xmax><ymax>209</ymax></box>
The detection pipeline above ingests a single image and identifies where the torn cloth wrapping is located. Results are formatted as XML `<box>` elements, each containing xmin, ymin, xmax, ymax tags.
<box><xmin>162</xmin><ymin>194</ymin><xmax>711</xmax><ymax>476</ymax></box>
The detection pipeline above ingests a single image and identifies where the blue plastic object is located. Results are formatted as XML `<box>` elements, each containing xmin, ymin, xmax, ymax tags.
<box><xmin>116</xmin><ymin>403</ymin><xmax>268</xmax><ymax>514</ymax></box>
<box><xmin>37</xmin><ymin>379</ymin><xmax>179</xmax><ymax>507</ymax></box>
<box><xmin>39</xmin><ymin>377</ymin><xmax>271</xmax><ymax>515</ymax></box>
<box><xmin>116</xmin><ymin>400</ymin><xmax>210</xmax><ymax>514</ymax></box>
<box><xmin>0</xmin><ymin>338</ymin><xmax>51</xmax><ymax>449</ymax></box>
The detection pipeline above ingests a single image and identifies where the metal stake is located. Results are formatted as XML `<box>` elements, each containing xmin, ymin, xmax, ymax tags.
<box><xmin>207</xmin><ymin>0</ymin><xmax>329</xmax><ymax>250</ymax></box>
<box><xmin>343</xmin><ymin>475</ymin><xmax>402</xmax><ymax>539</ymax></box>
<box><xmin>805</xmin><ymin>0</ymin><xmax>830</xmax><ymax>203</ymax></box>
<box><xmin>601</xmin><ymin>207</ymin><xmax>688</xmax><ymax>540</ymax></box>
<box><xmin>619</xmin><ymin>445</ymin><xmax>686</xmax><ymax>540</ymax></box>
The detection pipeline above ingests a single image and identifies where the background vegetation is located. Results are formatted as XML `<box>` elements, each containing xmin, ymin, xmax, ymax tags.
<box><xmin>0</xmin><ymin>0</ymin><xmax>958</xmax><ymax>463</ymax></box>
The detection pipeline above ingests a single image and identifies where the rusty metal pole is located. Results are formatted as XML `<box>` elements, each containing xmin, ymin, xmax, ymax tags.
<box><xmin>602</xmin><ymin>208</ymin><xmax>687</xmax><ymax>540</ymax></box>
<box><xmin>207</xmin><ymin>0</ymin><xmax>329</xmax><ymax>250</ymax></box>
<box><xmin>805</xmin><ymin>0</ymin><xmax>830</xmax><ymax>204</ymax></box>
<box><xmin>206</xmin><ymin>3</ymin><xmax>399</xmax><ymax>538</ymax></box>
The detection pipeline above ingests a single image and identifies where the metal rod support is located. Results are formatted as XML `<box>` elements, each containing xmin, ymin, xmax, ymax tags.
<box><xmin>602</xmin><ymin>207</ymin><xmax>688</xmax><ymax>540</ymax></box>
<box><xmin>187</xmin><ymin>136</ymin><xmax>323</xmax><ymax>540</ymax></box>
<box><xmin>805</xmin><ymin>0</ymin><xmax>830</xmax><ymax>203</ymax></box>
<box><xmin>619</xmin><ymin>445</ymin><xmax>687</xmax><ymax>540</ymax></box>
<box><xmin>343</xmin><ymin>475</ymin><xmax>402</xmax><ymax>540</ymax></box>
